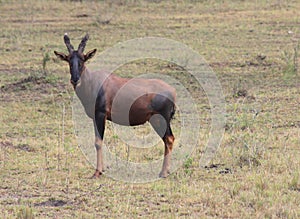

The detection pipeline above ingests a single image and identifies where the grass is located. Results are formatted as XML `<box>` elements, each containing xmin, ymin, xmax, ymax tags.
<box><xmin>1</xmin><ymin>0</ymin><xmax>299</xmax><ymax>218</ymax></box>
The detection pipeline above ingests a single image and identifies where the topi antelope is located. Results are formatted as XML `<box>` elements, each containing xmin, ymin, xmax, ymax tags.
<box><xmin>54</xmin><ymin>34</ymin><xmax>176</xmax><ymax>178</ymax></box>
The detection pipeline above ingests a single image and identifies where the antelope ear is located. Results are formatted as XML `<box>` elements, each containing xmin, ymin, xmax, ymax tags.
<box><xmin>84</xmin><ymin>49</ymin><xmax>97</xmax><ymax>62</ymax></box>
<box><xmin>54</xmin><ymin>51</ymin><xmax>68</xmax><ymax>62</ymax></box>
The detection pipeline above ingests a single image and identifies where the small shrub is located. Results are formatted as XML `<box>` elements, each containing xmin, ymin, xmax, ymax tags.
<box><xmin>288</xmin><ymin>172</ymin><xmax>299</xmax><ymax>191</ymax></box>
<box><xmin>282</xmin><ymin>41</ymin><xmax>299</xmax><ymax>80</ymax></box>
<box><xmin>183</xmin><ymin>156</ymin><xmax>193</xmax><ymax>175</ymax></box>
<box><xmin>42</xmin><ymin>51</ymin><xmax>50</xmax><ymax>75</ymax></box>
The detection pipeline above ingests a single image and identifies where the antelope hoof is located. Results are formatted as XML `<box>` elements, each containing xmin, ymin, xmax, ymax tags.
<box><xmin>159</xmin><ymin>171</ymin><xmax>170</xmax><ymax>178</ymax></box>
<box><xmin>91</xmin><ymin>169</ymin><xmax>102</xmax><ymax>179</ymax></box>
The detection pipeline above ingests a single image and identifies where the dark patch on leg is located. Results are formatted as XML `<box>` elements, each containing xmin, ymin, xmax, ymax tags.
<box><xmin>149</xmin><ymin>114</ymin><xmax>167</xmax><ymax>138</ymax></box>
<box><xmin>95</xmin><ymin>85</ymin><xmax>106</xmax><ymax>116</ymax></box>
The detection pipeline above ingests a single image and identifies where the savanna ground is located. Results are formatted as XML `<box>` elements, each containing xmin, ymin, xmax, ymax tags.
<box><xmin>0</xmin><ymin>0</ymin><xmax>299</xmax><ymax>218</ymax></box>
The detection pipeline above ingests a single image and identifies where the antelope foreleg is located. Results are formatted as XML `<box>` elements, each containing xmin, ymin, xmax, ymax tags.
<box><xmin>92</xmin><ymin>114</ymin><xmax>106</xmax><ymax>178</ymax></box>
<box><xmin>92</xmin><ymin>136</ymin><xmax>104</xmax><ymax>178</ymax></box>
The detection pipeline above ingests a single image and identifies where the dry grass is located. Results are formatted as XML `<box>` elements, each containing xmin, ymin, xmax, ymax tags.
<box><xmin>0</xmin><ymin>0</ymin><xmax>299</xmax><ymax>218</ymax></box>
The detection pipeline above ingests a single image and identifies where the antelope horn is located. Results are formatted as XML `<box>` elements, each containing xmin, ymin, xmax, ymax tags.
<box><xmin>78</xmin><ymin>34</ymin><xmax>89</xmax><ymax>53</ymax></box>
<box><xmin>64</xmin><ymin>33</ymin><xmax>74</xmax><ymax>53</ymax></box>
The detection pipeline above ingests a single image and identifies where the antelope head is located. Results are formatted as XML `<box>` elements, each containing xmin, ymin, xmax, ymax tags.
<box><xmin>54</xmin><ymin>33</ymin><xmax>97</xmax><ymax>88</ymax></box>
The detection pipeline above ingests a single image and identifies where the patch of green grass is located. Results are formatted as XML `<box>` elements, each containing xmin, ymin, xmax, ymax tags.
<box><xmin>183</xmin><ymin>156</ymin><xmax>193</xmax><ymax>175</ymax></box>
<box><xmin>289</xmin><ymin>172</ymin><xmax>299</xmax><ymax>191</ymax></box>
<box><xmin>17</xmin><ymin>206</ymin><xmax>34</xmax><ymax>219</ymax></box>
<box><xmin>282</xmin><ymin>46</ymin><xmax>299</xmax><ymax>80</ymax></box>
